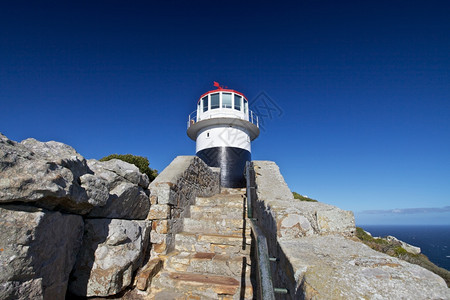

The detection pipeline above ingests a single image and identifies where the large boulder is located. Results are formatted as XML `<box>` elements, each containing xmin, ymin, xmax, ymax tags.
<box><xmin>86</xmin><ymin>159</ymin><xmax>150</xmax><ymax>219</ymax></box>
<box><xmin>68</xmin><ymin>219</ymin><xmax>151</xmax><ymax>297</ymax></box>
<box><xmin>91</xmin><ymin>159</ymin><xmax>150</xmax><ymax>189</ymax></box>
<box><xmin>0</xmin><ymin>134</ymin><xmax>109</xmax><ymax>214</ymax></box>
<box><xmin>0</xmin><ymin>205</ymin><xmax>84</xmax><ymax>300</ymax></box>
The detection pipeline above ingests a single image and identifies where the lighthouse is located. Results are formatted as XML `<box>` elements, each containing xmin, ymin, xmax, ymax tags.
<box><xmin>187</xmin><ymin>83</ymin><xmax>260</xmax><ymax>188</ymax></box>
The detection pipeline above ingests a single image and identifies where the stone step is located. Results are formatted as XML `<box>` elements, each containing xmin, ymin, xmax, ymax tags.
<box><xmin>195</xmin><ymin>195</ymin><xmax>245</xmax><ymax>208</ymax></box>
<box><xmin>190</xmin><ymin>205</ymin><xmax>246</xmax><ymax>219</ymax></box>
<box><xmin>150</xmin><ymin>271</ymin><xmax>253</xmax><ymax>300</ymax></box>
<box><xmin>220</xmin><ymin>187</ymin><xmax>247</xmax><ymax>195</ymax></box>
<box><xmin>165</xmin><ymin>251</ymin><xmax>251</xmax><ymax>278</ymax></box>
<box><xmin>175</xmin><ymin>232</ymin><xmax>251</xmax><ymax>255</ymax></box>
<box><xmin>183</xmin><ymin>218</ymin><xmax>251</xmax><ymax>235</ymax></box>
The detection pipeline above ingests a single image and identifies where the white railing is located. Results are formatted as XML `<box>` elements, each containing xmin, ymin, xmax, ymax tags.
<box><xmin>187</xmin><ymin>110</ymin><xmax>197</xmax><ymax>128</ymax></box>
<box><xmin>249</xmin><ymin>110</ymin><xmax>259</xmax><ymax>127</ymax></box>
<box><xmin>187</xmin><ymin>109</ymin><xmax>259</xmax><ymax>129</ymax></box>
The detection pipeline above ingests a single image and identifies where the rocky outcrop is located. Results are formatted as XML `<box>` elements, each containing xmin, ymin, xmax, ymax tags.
<box><xmin>0</xmin><ymin>134</ymin><xmax>109</xmax><ymax>214</ymax></box>
<box><xmin>0</xmin><ymin>133</ymin><xmax>154</xmax><ymax>299</ymax></box>
<box><xmin>385</xmin><ymin>235</ymin><xmax>421</xmax><ymax>254</ymax></box>
<box><xmin>86</xmin><ymin>159</ymin><xmax>150</xmax><ymax>219</ymax></box>
<box><xmin>68</xmin><ymin>219</ymin><xmax>151</xmax><ymax>297</ymax></box>
<box><xmin>250</xmin><ymin>161</ymin><xmax>450</xmax><ymax>299</ymax></box>
<box><xmin>0</xmin><ymin>205</ymin><xmax>84</xmax><ymax>299</ymax></box>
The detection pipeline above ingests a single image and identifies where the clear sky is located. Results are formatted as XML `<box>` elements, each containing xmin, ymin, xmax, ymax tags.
<box><xmin>1</xmin><ymin>1</ymin><xmax>449</xmax><ymax>225</ymax></box>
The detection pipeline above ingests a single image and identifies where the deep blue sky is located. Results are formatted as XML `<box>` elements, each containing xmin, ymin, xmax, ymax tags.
<box><xmin>1</xmin><ymin>1</ymin><xmax>449</xmax><ymax>225</ymax></box>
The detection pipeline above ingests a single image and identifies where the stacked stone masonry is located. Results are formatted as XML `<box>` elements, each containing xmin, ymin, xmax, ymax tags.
<box><xmin>147</xmin><ymin>156</ymin><xmax>220</xmax><ymax>257</ymax></box>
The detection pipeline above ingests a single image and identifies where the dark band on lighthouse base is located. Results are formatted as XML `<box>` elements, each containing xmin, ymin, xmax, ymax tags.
<box><xmin>197</xmin><ymin>146</ymin><xmax>251</xmax><ymax>188</ymax></box>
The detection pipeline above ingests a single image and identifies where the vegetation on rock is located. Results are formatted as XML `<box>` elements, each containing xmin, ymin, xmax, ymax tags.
<box><xmin>100</xmin><ymin>154</ymin><xmax>158</xmax><ymax>182</ymax></box>
<box><xmin>292</xmin><ymin>191</ymin><xmax>318</xmax><ymax>202</ymax></box>
<box><xmin>356</xmin><ymin>227</ymin><xmax>450</xmax><ymax>287</ymax></box>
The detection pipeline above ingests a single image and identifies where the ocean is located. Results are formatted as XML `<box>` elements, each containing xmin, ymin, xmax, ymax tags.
<box><xmin>360</xmin><ymin>225</ymin><xmax>450</xmax><ymax>271</ymax></box>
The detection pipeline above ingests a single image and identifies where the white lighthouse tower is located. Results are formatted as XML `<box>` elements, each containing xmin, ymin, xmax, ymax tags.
<box><xmin>187</xmin><ymin>83</ymin><xmax>260</xmax><ymax>187</ymax></box>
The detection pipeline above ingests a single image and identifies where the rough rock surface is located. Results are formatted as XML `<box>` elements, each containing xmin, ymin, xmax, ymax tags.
<box><xmin>68</xmin><ymin>219</ymin><xmax>151</xmax><ymax>297</ymax></box>
<box><xmin>280</xmin><ymin>235</ymin><xmax>450</xmax><ymax>299</ymax></box>
<box><xmin>0</xmin><ymin>205</ymin><xmax>84</xmax><ymax>300</ymax></box>
<box><xmin>89</xmin><ymin>159</ymin><xmax>150</xmax><ymax>189</ymax></box>
<box><xmin>0</xmin><ymin>133</ymin><xmax>109</xmax><ymax>214</ymax></box>
<box><xmin>86</xmin><ymin>159</ymin><xmax>150</xmax><ymax>219</ymax></box>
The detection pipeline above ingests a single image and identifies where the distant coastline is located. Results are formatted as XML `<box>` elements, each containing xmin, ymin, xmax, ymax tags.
<box><xmin>360</xmin><ymin>224</ymin><xmax>450</xmax><ymax>271</ymax></box>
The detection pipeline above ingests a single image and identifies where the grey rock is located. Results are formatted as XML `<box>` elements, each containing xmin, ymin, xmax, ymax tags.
<box><xmin>0</xmin><ymin>133</ymin><xmax>148</xmax><ymax>217</ymax></box>
<box><xmin>88</xmin><ymin>182</ymin><xmax>150</xmax><ymax>219</ymax></box>
<box><xmin>386</xmin><ymin>235</ymin><xmax>421</xmax><ymax>254</ymax></box>
<box><xmin>86</xmin><ymin>160</ymin><xmax>150</xmax><ymax>219</ymax></box>
<box><xmin>280</xmin><ymin>235</ymin><xmax>450</xmax><ymax>299</ymax></box>
<box><xmin>0</xmin><ymin>205</ymin><xmax>84</xmax><ymax>300</ymax></box>
<box><xmin>94</xmin><ymin>159</ymin><xmax>150</xmax><ymax>189</ymax></box>
<box><xmin>79</xmin><ymin>173</ymin><xmax>110</xmax><ymax>207</ymax></box>
<box><xmin>68</xmin><ymin>219</ymin><xmax>151</xmax><ymax>297</ymax></box>
<box><xmin>0</xmin><ymin>279</ymin><xmax>43</xmax><ymax>300</ymax></box>
<box><xmin>0</xmin><ymin>134</ymin><xmax>108</xmax><ymax>214</ymax></box>
<box><xmin>20</xmin><ymin>138</ymin><xmax>89</xmax><ymax>179</ymax></box>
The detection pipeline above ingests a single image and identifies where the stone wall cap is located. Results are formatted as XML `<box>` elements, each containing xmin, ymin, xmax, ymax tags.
<box><xmin>150</xmin><ymin>156</ymin><xmax>196</xmax><ymax>187</ymax></box>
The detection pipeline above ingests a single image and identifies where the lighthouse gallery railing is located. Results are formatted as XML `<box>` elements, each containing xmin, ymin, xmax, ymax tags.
<box><xmin>187</xmin><ymin>109</ymin><xmax>259</xmax><ymax>129</ymax></box>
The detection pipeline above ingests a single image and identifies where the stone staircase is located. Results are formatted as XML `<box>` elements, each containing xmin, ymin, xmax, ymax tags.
<box><xmin>147</xmin><ymin>188</ymin><xmax>254</xmax><ymax>299</ymax></box>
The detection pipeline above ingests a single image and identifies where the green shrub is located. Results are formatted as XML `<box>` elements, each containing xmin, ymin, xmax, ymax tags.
<box><xmin>100</xmin><ymin>154</ymin><xmax>158</xmax><ymax>182</ymax></box>
<box><xmin>355</xmin><ymin>227</ymin><xmax>373</xmax><ymax>242</ymax></box>
<box><xmin>292</xmin><ymin>192</ymin><xmax>318</xmax><ymax>202</ymax></box>
<box><xmin>355</xmin><ymin>227</ymin><xmax>388</xmax><ymax>245</ymax></box>
<box><xmin>393</xmin><ymin>246</ymin><xmax>408</xmax><ymax>257</ymax></box>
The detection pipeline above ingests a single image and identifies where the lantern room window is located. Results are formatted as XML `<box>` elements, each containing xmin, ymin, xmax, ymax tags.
<box><xmin>202</xmin><ymin>96</ymin><xmax>208</xmax><ymax>112</ymax></box>
<box><xmin>211</xmin><ymin>93</ymin><xmax>220</xmax><ymax>109</ymax></box>
<box><xmin>244</xmin><ymin>99</ymin><xmax>248</xmax><ymax>114</ymax></box>
<box><xmin>234</xmin><ymin>94</ymin><xmax>241</xmax><ymax>111</ymax></box>
<box><xmin>222</xmin><ymin>93</ymin><xmax>232</xmax><ymax>108</ymax></box>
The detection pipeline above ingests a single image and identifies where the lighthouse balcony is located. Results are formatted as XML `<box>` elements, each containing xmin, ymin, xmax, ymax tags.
<box><xmin>187</xmin><ymin>108</ymin><xmax>260</xmax><ymax>141</ymax></box>
<box><xmin>187</xmin><ymin>108</ymin><xmax>259</xmax><ymax>129</ymax></box>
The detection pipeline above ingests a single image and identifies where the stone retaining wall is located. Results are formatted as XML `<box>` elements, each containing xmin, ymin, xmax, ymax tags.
<box><xmin>148</xmin><ymin>156</ymin><xmax>220</xmax><ymax>257</ymax></box>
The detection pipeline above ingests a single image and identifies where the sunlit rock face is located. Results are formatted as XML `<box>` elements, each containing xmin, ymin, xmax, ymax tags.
<box><xmin>68</xmin><ymin>219</ymin><xmax>151</xmax><ymax>297</ymax></box>
<box><xmin>0</xmin><ymin>133</ymin><xmax>109</xmax><ymax>214</ymax></box>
